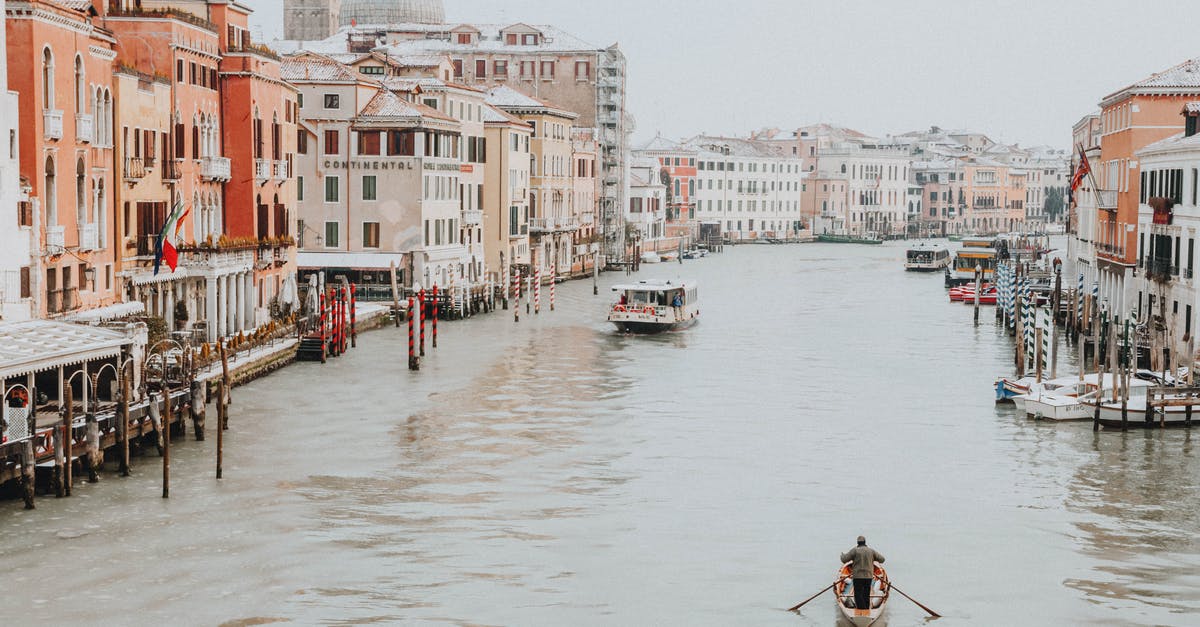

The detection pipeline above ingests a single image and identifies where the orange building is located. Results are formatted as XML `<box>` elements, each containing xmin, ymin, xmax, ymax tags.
<box><xmin>7</xmin><ymin>0</ymin><xmax>119</xmax><ymax>318</ymax></box>
<box><xmin>214</xmin><ymin>5</ymin><xmax>299</xmax><ymax>328</ymax></box>
<box><xmin>1091</xmin><ymin>58</ymin><xmax>1200</xmax><ymax>314</ymax></box>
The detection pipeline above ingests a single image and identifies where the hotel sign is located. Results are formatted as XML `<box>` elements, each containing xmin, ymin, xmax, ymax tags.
<box><xmin>323</xmin><ymin>159</ymin><xmax>417</xmax><ymax>170</ymax></box>
<box><xmin>424</xmin><ymin>162</ymin><xmax>463</xmax><ymax>172</ymax></box>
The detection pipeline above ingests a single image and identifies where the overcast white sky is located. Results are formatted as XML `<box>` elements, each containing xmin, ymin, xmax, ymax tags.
<box><xmin>244</xmin><ymin>0</ymin><xmax>1200</xmax><ymax>148</ymax></box>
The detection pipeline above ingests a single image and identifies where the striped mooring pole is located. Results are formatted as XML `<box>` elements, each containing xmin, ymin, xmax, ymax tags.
<box><xmin>514</xmin><ymin>268</ymin><xmax>521</xmax><ymax>323</ymax></box>
<box><xmin>432</xmin><ymin>284</ymin><xmax>439</xmax><ymax>349</ymax></box>
<box><xmin>419</xmin><ymin>289</ymin><xmax>426</xmax><ymax>357</ymax></box>
<box><xmin>408</xmin><ymin>296</ymin><xmax>419</xmax><ymax>371</ymax></box>
<box><xmin>534</xmin><ymin>267</ymin><xmax>542</xmax><ymax>314</ymax></box>
<box><xmin>550</xmin><ymin>264</ymin><xmax>556</xmax><ymax>312</ymax></box>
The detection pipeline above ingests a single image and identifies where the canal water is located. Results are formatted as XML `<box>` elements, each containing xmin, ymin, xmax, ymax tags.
<box><xmin>3</xmin><ymin>243</ymin><xmax>1199</xmax><ymax>626</ymax></box>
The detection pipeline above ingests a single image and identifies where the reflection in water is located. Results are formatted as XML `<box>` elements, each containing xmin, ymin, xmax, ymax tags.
<box><xmin>3</xmin><ymin>243</ymin><xmax>1200</xmax><ymax>626</ymax></box>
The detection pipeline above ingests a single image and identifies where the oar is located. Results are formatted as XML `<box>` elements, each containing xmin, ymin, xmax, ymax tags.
<box><xmin>887</xmin><ymin>581</ymin><xmax>941</xmax><ymax>618</ymax></box>
<box><xmin>786</xmin><ymin>581</ymin><xmax>837</xmax><ymax>612</ymax></box>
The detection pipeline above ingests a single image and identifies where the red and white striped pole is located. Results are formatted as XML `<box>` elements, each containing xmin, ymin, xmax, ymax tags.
<box><xmin>534</xmin><ymin>267</ymin><xmax>541</xmax><ymax>314</ymax></box>
<box><xmin>514</xmin><ymin>268</ymin><xmax>521</xmax><ymax>323</ymax></box>
<box><xmin>407</xmin><ymin>296</ymin><xmax>418</xmax><ymax>371</ymax></box>
<box><xmin>319</xmin><ymin>290</ymin><xmax>327</xmax><ymax>364</ymax></box>
<box><xmin>550</xmin><ymin>264</ymin><xmax>556</xmax><ymax>312</ymax></box>
<box><xmin>418</xmin><ymin>289</ymin><xmax>426</xmax><ymax>357</ymax></box>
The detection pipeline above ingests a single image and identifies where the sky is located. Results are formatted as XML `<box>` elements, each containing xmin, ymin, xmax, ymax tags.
<box><xmin>243</xmin><ymin>0</ymin><xmax>1200</xmax><ymax>149</ymax></box>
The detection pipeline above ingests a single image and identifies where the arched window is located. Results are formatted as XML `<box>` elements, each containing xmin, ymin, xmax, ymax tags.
<box><xmin>74</xmin><ymin>55</ymin><xmax>85</xmax><ymax>112</ymax></box>
<box><xmin>840</xmin><ymin>163</ymin><xmax>846</xmax><ymax>174</ymax></box>
<box><xmin>42</xmin><ymin>48</ymin><xmax>54</xmax><ymax>109</ymax></box>
<box><xmin>194</xmin><ymin>192</ymin><xmax>203</xmax><ymax>242</ymax></box>
<box><xmin>192</xmin><ymin>114</ymin><xmax>200</xmax><ymax>159</ymax></box>
<box><xmin>104</xmin><ymin>89</ymin><xmax>113</xmax><ymax>145</ymax></box>
<box><xmin>76</xmin><ymin>158</ymin><xmax>87</xmax><ymax>224</ymax></box>
<box><xmin>44</xmin><ymin>156</ymin><xmax>57</xmax><ymax>225</ymax></box>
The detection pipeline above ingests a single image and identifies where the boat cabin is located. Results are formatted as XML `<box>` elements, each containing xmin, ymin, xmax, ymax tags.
<box><xmin>608</xmin><ymin>279</ymin><xmax>700</xmax><ymax>333</ymax></box>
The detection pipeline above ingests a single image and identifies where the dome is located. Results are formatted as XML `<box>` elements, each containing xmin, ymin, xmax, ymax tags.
<box><xmin>340</xmin><ymin>0</ymin><xmax>445</xmax><ymax>26</ymax></box>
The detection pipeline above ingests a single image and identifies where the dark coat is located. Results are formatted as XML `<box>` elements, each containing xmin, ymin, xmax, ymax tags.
<box><xmin>840</xmin><ymin>545</ymin><xmax>885</xmax><ymax>579</ymax></box>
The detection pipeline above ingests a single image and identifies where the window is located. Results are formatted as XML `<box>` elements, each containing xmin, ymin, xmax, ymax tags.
<box><xmin>362</xmin><ymin>175</ymin><xmax>377</xmax><ymax>200</ymax></box>
<box><xmin>575</xmin><ymin>60</ymin><xmax>590</xmax><ymax>80</ymax></box>
<box><xmin>494</xmin><ymin>60</ymin><xmax>508</xmax><ymax>76</ymax></box>
<box><xmin>176</xmin><ymin>59</ymin><xmax>184</xmax><ymax>83</ymax></box>
<box><xmin>506</xmin><ymin>33</ymin><xmax>517</xmax><ymax>45</ymax></box>
<box><xmin>324</xmin><ymin>221</ymin><xmax>339</xmax><ymax>248</ymax></box>
<box><xmin>297</xmin><ymin>129</ymin><xmax>308</xmax><ymax>154</ymax></box>
<box><xmin>324</xmin><ymin>94</ymin><xmax>340</xmax><ymax>109</ymax></box>
<box><xmin>540</xmin><ymin>61</ymin><xmax>555</xmax><ymax>78</ymax></box>
<box><xmin>520</xmin><ymin>61</ymin><xmax>535</xmax><ymax>78</ymax></box>
<box><xmin>41</xmin><ymin>48</ymin><xmax>54</xmax><ymax>109</ymax></box>
<box><xmin>522</xmin><ymin>34</ymin><xmax>537</xmax><ymax>45</ymax></box>
<box><xmin>297</xmin><ymin>176</ymin><xmax>304</xmax><ymax>201</ymax></box>
<box><xmin>452</xmin><ymin>59</ymin><xmax>463</xmax><ymax>78</ymax></box>
<box><xmin>357</xmin><ymin>130</ymin><xmax>381</xmax><ymax>155</ymax></box>
<box><xmin>387</xmin><ymin>130</ymin><xmax>415</xmax><ymax>156</ymax></box>
<box><xmin>324</xmin><ymin>175</ymin><xmax>339</xmax><ymax>202</ymax></box>
<box><xmin>323</xmin><ymin>129</ymin><xmax>339</xmax><ymax>155</ymax></box>
<box><xmin>362</xmin><ymin>222</ymin><xmax>380</xmax><ymax>248</ymax></box>
<box><xmin>359</xmin><ymin>66</ymin><xmax>384</xmax><ymax>75</ymax></box>
<box><xmin>456</xmin><ymin>33</ymin><xmax>472</xmax><ymax>44</ymax></box>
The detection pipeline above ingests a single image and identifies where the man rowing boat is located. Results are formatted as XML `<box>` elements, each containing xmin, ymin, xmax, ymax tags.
<box><xmin>840</xmin><ymin>535</ymin><xmax>885</xmax><ymax>610</ymax></box>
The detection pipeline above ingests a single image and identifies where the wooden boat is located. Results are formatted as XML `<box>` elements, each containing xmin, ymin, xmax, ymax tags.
<box><xmin>834</xmin><ymin>562</ymin><xmax>889</xmax><ymax>626</ymax></box>
<box><xmin>608</xmin><ymin>279</ymin><xmax>699</xmax><ymax>333</ymax></box>
<box><xmin>818</xmin><ymin>233</ymin><xmax>883</xmax><ymax>245</ymax></box>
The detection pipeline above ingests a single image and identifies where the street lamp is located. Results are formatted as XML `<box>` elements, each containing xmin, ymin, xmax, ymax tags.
<box><xmin>84</xmin><ymin>265</ymin><xmax>97</xmax><ymax>291</ymax></box>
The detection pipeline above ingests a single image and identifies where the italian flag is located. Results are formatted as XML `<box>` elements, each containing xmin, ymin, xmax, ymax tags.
<box><xmin>154</xmin><ymin>198</ymin><xmax>189</xmax><ymax>275</ymax></box>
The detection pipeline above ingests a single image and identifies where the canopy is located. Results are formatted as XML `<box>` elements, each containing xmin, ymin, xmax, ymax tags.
<box><xmin>0</xmin><ymin>320</ymin><xmax>133</xmax><ymax>380</ymax></box>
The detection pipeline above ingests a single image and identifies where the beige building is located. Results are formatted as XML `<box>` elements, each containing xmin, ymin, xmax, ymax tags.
<box><xmin>285</xmin><ymin>53</ymin><xmax>467</xmax><ymax>291</ymax></box>
<box><xmin>571</xmin><ymin>129</ymin><xmax>600</xmax><ymax>276</ymax></box>
<box><xmin>486</xmin><ymin>86</ymin><xmax>578</xmax><ymax>280</ymax></box>
<box><xmin>481</xmin><ymin>103</ymin><xmax>531</xmax><ymax>285</ymax></box>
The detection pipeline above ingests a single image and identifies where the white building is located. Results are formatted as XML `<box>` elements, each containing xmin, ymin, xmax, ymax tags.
<box><xmin>819</xmin><ymin>142</ymin><xmax>912</xmax><ymax>237</ymax></box>
<box><xmin>285</xmin><ymin>53</ymin><xmax>469</xmax><ymax>291</ymax></box>
<box><xmin>627</xmin><ymin>156</ymin><xmax>665</xmax><ymax>242</ymax></box>
<box><xmin>1133</xmin><ymin>125</ymin><xmax>1200</xmax><ymax>368</ymax></box>
<box><xmin>1</xmin><ymin>8</ymin><xmax>32</xmax><ymax>321</ymax></box>
<box><xmin>685</xmin><ymin>135</ymin><xmax>806</xmax><ymax>240</ymax></box>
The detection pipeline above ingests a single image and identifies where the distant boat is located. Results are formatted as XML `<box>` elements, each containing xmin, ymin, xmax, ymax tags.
<box><xmin>834</xmin><ymin>562</ymin><xmax>889</xmax><ymax>626</ymax></box>
<box><xmin>818</xmin><ymin>233</ymin><xmax>883</xmax><ymax>245</ymax></box>
<box><xmin>660</xmin><ymin>251</ymin><xmax>679</xmax><ymax>262</ymax></box>
<box><xmin>608</xmin><ymin>279</ymin><xmax>698</xmax><ymax>334</ymax></box>
<box><xmin>640</xmin><ymin>251</ymin><xmax>661</xmax><ymax>264</ymax></box>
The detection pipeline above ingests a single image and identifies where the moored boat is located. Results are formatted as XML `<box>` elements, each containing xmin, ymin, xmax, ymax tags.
<box><xmin>946</xmin><ymin>237</ymin><xmax>998</xmax><ymax>286</ymax></box>
<box><xmin>818</xmin><ymin>233</ymin><xmax>884</xmax><ymax>245</ymax></box>
<box><xmin>996</xmin><ymin>375</ymin><xmax>1036</xmax><ymax>402</ymax></box>
<box><xmin>608</xmin><ymin>280</ymin><xmax>699</xmax><ymax>333</ymax></box>
<box><xmin>1023</xmin><ymin>374</ymin><xmax>1152</xmax><ymax>421</ymax></box>
<box><xmin>834</xmin><ymin>562</ymin><xmax>889</xmax><ymax>626</ymax></box>
<box><xmin>640</xmin><ymin>251</ymin><xmax>661</xmax><ymax>264</ymax></box>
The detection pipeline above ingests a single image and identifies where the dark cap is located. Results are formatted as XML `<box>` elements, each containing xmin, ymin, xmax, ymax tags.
<box><xmin>857</xmin><ymin>535</ymin><xmax>866</xmax><ymax>544</ymax></box>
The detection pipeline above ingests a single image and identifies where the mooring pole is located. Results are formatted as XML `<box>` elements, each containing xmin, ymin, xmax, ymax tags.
<box><xmin>350</xmin><ymin>283</ymin><xmax>358</xmax><ymax>348</ymax></box>
<box><xmin>432</xmin><ymin>284</ymin><xmax>439</xmax><ymax>349</ymax></box>
<box><xmin>216</xmin><ymin>380</ymin><xmax>224</xmax><ymax>480</ymax></box>
<box><xmin>419</xmin><ymin>289</ymin><xmax>426</xmax><ymax>357</ymax></box>
<box><xmin>63</xmin><ymin>383</ymin><xmax>73</xmax><ymax>497</ymax></box>
<box><xmin>162</xmin><ymin>374</ymin><xmax>171</xmax><ymax>499</ymax></box>
<box><xmin>408</xmin><ymin>296</ymin><xmax>419</xmax><ymax>371</ymax></box>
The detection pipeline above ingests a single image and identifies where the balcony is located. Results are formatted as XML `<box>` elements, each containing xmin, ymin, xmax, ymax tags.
<box><xmin>75</xmin><ymin>113</ymin><xmax>94</xmax><ymax>144</ymax></box>
<box><xmin>1146</xmin><ymin>258</ymin><xmax>1176</xmax><ymax>281</ymax></box>
<box><xmin>461</xmin><ymin>209</ymin><xmax>483</xmax><ymax>225</ymax></box>
<box><xmin>254</xmin><ymin>158</ymin><xmax>271</xmax><ymax>183</ymax></box>
<box><xmin>46</xmin><ymin>225</ymin><xmax>65</xmax><ymax>251</ymax></box>
<box><xmin>78</xmin><ymin>223</ymin><xmax>98</xmax><ymax>251</ymax></box>
<box><xmin>273</xmin><ymin>160</ymin><xmax>289</xmax><ymax>181</ymax></box>
<box><xmin>124</xmin><ymin>156</ymin><xmax>146</xmax><ymax>182</ymax></box>
<box><xmin>1096</xmin><ymin>190</ymin><xmax>1118</xmax><ymax>211</ymax></box>
<box><xmin>162</xmin><ymin>159</ymin><xmax>182</xmax><ymax>181</ymax></box>
<box><xmin>579</xmin><ymin>213</ymin><xmax>595</xmax><ymax>225</ymax></box>
<box><xmin>528</xmin><ymin>217</ymin><xmax>551</xmax><ymax>233</ymax></box>
<box><xmin>200</xmin><ymin>156</ymin><xmax>231</xmax><ymax>182</ymax></box>
<box><xmin>43</xmin><ymin>109</ymin><xmax>64</xmax><ymax>140</ymax></box>
<box><xmin>46</xmin><ymin>287</ymin><xmax>79</xmax><ymax>315</ymax></box>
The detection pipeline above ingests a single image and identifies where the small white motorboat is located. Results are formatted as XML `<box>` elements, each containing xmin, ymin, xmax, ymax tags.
<box><xmin>1025</xmin><ymin>375</ymin><xmax>1153</xmax><ymax>421</ymax></box>
<box><xmin>640</xmin><ymin>251</ymin><xmax>661</xmax><ymax>264</ymax></box>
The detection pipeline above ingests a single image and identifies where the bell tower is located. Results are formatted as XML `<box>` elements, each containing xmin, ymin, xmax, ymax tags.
<box><xmin>284</xmin><ymin>0</ymin><xmax>342</xmax><ymax>41</ymax></box>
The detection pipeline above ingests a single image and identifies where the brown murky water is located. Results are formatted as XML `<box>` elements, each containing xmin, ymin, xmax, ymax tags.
<box><xmin>2</xmin><ymin>243</ymin><xmax>1198</xmax><ymax>626</ymax></box>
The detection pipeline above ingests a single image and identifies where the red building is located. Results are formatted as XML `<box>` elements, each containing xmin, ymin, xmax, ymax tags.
<box><xmin>7</xmin><ymin>0</ymin><xmax>119</xmax><ymax>318</ymax></box>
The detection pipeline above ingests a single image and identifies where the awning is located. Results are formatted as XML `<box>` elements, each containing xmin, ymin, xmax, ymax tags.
<box><xmin>297</xmin><ymin>251</ymin><xmax>408</xmax><ymax>270</ymax></box>
<box><xmin>64</xmin><ymin>301</ymin><xmax>146</xmax><ymax>324</ymax></box>
<box><xmin>0</xmin><ymin>320</ymin><xmax>134</xmax><ymax>380</ymax></box>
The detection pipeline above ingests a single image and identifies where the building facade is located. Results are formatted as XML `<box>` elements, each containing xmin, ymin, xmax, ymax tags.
<box><xmin>481</xmin><ymin>102</ymin><xmax>531</xmax><ymax>284</ymax></box>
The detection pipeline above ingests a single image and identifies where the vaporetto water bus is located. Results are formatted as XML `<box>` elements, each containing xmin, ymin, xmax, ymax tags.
<box><xmin>945</xmin><ymin>237</ymin><xmax>998</xmax><ymax>287</ymax></box>
<box><xmin>608</xmin><ymin>280</ymin><xmax>699</xmax><ymax>333</ymax></box>
<box><xmin>904</xmin><ymin>244</ymin><xmax>951</xmax><ymax>272</ymax></box>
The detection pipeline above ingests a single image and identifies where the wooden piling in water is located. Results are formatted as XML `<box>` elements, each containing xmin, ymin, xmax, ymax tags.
<box><xmin>162</xmin><ymin>375</ymin><xmax>171</xmax><ymax>499</ymax></box>
<box><xmin>220</xmin><ymin>342</ymin><xmax>231</xmax><ymax>419</ymax></box>
<box><xmin>432</xmin><ymin>285</ymin><xmax>439</xmax><ymax>349</ymax></box>
<box><xmin>216</xmin><ymin>380</ymin><xmax>225</xmax><ymax>479</ymax></box>
<box><xmin>191</xmin><ymin>378</ymin><xmax>206</xmax><ymax>441</ymax></box>
<box><xmin>21</xmin><ymin>439</ymin><xmax>35</xmax><ymax>509</ymax></box>
<box><xmin>63</xmin><ymin>383</ymin><xmax>73</xmax><ymax>497</ymax></box>
<box><xmin>119</xmin><ymin>374</ymin><xmax>131</xmax><ymax>476</ymax></box>
<box><xmin>390</xmin><ymin>262</ymin><xmax>401</xmax><ymax>327</ymax></box>
<box><xmin>350</xmin><ymin>283</ymin><xmax>358</xmax><ymax>348</ymax></box>
<box><xmin>85</xmin><ymin>413</ymin><xmax>100</xmax><ymax>483</ymax></box>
